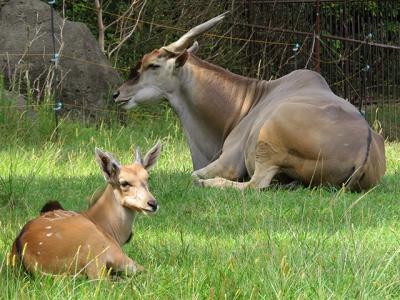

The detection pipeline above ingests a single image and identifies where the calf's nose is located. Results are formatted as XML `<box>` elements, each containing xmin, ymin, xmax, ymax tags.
<box><xmin>112</xmin><ymin>91</ymin><xmax>120</xmax><ymax>100</ymax></box>
<box><xmin>147</xmin><ymin>199</ymin><xmax>158</xmax><ymax>210</ymax></box>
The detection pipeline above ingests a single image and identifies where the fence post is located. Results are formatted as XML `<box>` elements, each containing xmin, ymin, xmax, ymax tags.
<box><xmin>48</xmin><ymin>0</ymin><xmax>62</xmax><ymax>138</ymax></box>
<box><xmin>293</xmin><ymin>43</ymin><xmax>300</xmax><ymax>70</ymax></box>
<box><xmin>360</xmin><ymin>33</ymin><xmax>372</xmax><ymax>113</ymax></box>
<box><xmin>342</xmin><ymin>0</ymin><xmax>350</xmax><ymax>100</ymax></box>
<box><xmin>314</xmin><ymin>0</ymin><xmax>321</xmax><ymax>73</ymax></box>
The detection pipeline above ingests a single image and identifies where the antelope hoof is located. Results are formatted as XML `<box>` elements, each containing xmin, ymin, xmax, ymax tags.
<box><xmin>191</xmin><ymin>172</ymin><xmax>203</xmax><ymax>186</ymax></box>
<box><xmin>197</xmin><ymin>178</ymin><xmax>222</xmax><ymax>188</ymax></box>
<box><xmin>135</xmin><ymin>263</ymin><xmax>146</xmax><ymax>273</ymax></box>
<box><xmin>282</xmin><ymin>180</ymin><xmax>298</xmax><ymax>190</ymax></box>
<box><xmin>125</xmin><ymin>261</ymin><xmax>145</xmax><ymax>275</ymax></box>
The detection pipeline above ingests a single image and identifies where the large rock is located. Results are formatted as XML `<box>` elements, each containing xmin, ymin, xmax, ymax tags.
<box><xmin>0</xmin><ymin>0</ymin><xmax>121</xmax><ymax>113</ymax></box>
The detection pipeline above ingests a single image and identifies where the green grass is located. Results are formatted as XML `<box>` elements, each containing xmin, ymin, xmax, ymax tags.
<box><xmin>0</xmin><ymin>93</ymin><xmax>399</xmax><ymax>299</ymax></box>
<box><xmin>365</xmin><ymin>103</ymin><xmax>400</xmax><ymax>141</ymax></box>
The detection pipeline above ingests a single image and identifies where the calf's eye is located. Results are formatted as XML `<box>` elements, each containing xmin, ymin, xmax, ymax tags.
<box><xmin>120</xmin><ymin>181</ymin><xmax>130</xmax><ymax>188</ymax></box>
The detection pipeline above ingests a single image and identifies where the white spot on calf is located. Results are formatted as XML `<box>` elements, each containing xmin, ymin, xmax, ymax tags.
<box><xmin>38</xmin><ymin>242</ymin><xmax>43</xmax><ymax>246</ymax></box>
<box><xmin>46</xmin><ymin>233</ymin><xmax>53</xmax><ymax>237</ymax></box>
<box><xmin>45</xmin><ymin>226</ymin><xmax>52</xmax><ymax>229</ymax></box>
<box><xmin>37</xmin><ymin>251</ymin><xmax>41</xmax><ymax>255</ymax></box>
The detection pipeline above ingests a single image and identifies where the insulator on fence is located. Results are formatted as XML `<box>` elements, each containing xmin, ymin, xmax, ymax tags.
<box><xmin>362</xmin><ymin>65</ymin><xmax>370</xmax><ymax>72</ymax></box>
<box><xmin>50</xmin><ymin>53</ymin><xmax>59</xmax><ymax>63</ymax></box>
<box><xmin>292</xmin><ymin>43</ymin><xmax>300</xmax><ymax>52</ymax></box>
<box><xmin>48</xmin><ymin>0</ymin><xmax>55</xmax><ymax>4</ymax></box>
<box><xmin>367</xmin><ymin>33</ymin><xmax>373</xmax><ymax>40</ymax></box>
<box><xmin>54</xmin><ymin>101</ymin><xmax>63</xmax><ymax>112</ymax></box>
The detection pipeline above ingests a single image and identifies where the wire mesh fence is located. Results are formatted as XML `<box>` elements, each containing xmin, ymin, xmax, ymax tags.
<box><xmin>1</xmin><ymin>0</ymin><xmax>399</xmax><ymax>140</ymax></box>
<box><xmin>60</xmin><ymin>0</ymin><xmax>400</xmax><ymax>140</ymax></box>
<box><xmin>229</xmin><ymin>0</ymin><xmax>400</xmax><ymax>140</ymax></box>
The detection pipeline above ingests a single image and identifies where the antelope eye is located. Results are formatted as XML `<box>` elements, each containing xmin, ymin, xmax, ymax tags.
<box><xmin>120</xmin><ymin>181</ymin><xmax>131</xmax><ymax>188</ymax></box>
<box><xmin>148</xmin><ymin>64</ymin><xmax>160</xmax><ymax>70</ymax></box>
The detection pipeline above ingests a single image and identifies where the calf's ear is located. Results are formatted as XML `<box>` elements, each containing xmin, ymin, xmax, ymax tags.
<box><xmin>95</xmin><ymin>148</ymin><xmax>121</xmax><ymax>184</ymax></box>
<box><xmin>142</xmin><ymin>141</ymin><xmax>162</xmax><ymax>171</ymax></box>
<box><xmin>135</xmin><ymin>147</ymin><xmax>142</xmax><ymax>164</ymax></box>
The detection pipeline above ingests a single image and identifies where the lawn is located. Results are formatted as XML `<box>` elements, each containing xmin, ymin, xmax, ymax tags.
<box><xmin>365</xmin><ymin>103</ymin><xmax>400</xmax><ymax>141</ymax></box>
<box><xmin>0</xmin><ymin>93</ymin><xmax>399</xmax><ymax>299</ymax></box>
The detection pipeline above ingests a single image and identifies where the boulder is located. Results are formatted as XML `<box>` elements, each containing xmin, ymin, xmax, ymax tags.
<box><xmin>0</xmin><ymin>0</ymin><xmax>121</xmax><ymax>114</ymax></box>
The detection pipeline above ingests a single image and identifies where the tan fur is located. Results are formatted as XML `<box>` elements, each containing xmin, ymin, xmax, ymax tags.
<box><xmin>113</xmin><ymin>15</ymin><xmax>386</xmax><ymax>191</ymax></box>
<box><xmin>11</xmin><ymin>145</ymin><xmax>161</xmax><ymax>279</ymax></box>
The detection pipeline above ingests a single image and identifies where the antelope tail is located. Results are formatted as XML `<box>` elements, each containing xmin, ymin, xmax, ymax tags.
<box><xmin>346</xmin><ymin>126</ymin><xmax>372</xmax><ymax>190</ymax></box>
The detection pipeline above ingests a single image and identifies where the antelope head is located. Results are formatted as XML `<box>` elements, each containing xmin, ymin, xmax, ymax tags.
<box><xmin>113</xmin><ymin>12</ymin><xmax>228</xmax><ymax>109</ymax></box>
<box><xmin>95</xmin><ymin>141</ymin><xmax>162</xmax><ymax>213</ymax></box>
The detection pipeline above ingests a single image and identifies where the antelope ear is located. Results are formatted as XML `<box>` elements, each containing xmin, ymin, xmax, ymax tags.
<box><xmin>95</xmin><ymin>148</ymin><xmax>121</xmax><ymax>184</ymax></box>
<box><xmin>187</xmin><ymin>41</ymin><xmax>199</xmax><ymax>54</ymax></box>
<box><xmin>142</xmin><ymin>141</ymin><xmax>162</xmax><ymax>171</ymax></box>
<box><xmin>175</xmin><ymin>51</ymin><xmax>188</xmax><ymax>68</ymax></box>
<box><xmin>135</xmin><ymin>147</ymin><xmax>142</xmax><ymax>164</ymax></box>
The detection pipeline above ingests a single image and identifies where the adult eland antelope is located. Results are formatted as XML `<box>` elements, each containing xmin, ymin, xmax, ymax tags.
<box><xmin>10</xmin><ymin>142</ymin><xmax>161</xmax><ymax>278</ymax></box>
<box><xmin>113</xmin><ymin>13</ymin><xmax>385</xmax><ymax>191</ymax></box>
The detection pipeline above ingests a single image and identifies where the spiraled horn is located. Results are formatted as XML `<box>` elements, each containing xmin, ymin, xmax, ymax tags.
<box><xmin>162</xmin><ymin>12</ymin><xmax>229</xmax><ymax>53</ymax></box>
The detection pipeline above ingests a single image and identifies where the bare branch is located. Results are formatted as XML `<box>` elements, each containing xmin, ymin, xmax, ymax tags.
<box><xmin>108</xmin><ymin>0</ymin><xmax>147</xmax><ymax>58</ymax></box>
<box><xmin>95</xmin><ymin>0</ymin><xmax>105</xmax><ymax>53</ymax></box>
<box><xmin>93</xmin><ymin>0</ymin><xmax>145</xmax><ymax>58</ymax></box>
<box><xmin>305</xmin><ymin>32</ymin><xmax>316</xmax><ymax>69</ymax></box>
<box><xmin>103</xmin><ymin>1</ymin><xmax>138</xmax><ymax>31</ymax></box>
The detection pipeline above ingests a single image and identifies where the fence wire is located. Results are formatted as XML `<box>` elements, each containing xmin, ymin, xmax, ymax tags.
<box><xmin>1</xmin><ymin>0</ymin><xmax>399</xmax><ymax>140</ymax></box>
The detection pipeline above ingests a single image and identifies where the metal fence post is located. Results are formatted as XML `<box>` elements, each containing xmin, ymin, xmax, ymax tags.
<box><xmin>314</xmin><ymin>0</ymin><xmax>321</xmax><ymax>73</ymax></box>
<box><xmin>48</xmin><ymin>0</ymin><xmax>62</xmax><ymax>138</ymax></box>
<box><xmin>360</xmin><ymin>33</ymin><xmax>372</xmax><ymax>113</ymax></box>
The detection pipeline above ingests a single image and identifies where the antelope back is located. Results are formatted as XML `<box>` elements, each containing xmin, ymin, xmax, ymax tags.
<box><xmin>11</xmin><ymin>210</ymin><xmax>118</xmax><ymax>276</ymax></box>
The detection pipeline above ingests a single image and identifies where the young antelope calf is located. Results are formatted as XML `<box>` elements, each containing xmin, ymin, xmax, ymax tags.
<box><xmin>10</xmin><ymin>142</ymin><xmax>161</xmax><ymax>279</ymax></box>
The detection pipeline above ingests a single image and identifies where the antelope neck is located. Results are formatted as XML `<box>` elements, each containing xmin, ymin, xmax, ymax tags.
<box><xmin>167</xmin><ymin>54</ymin><xmax>267</xmax><ymax>170</ymax></box>
<box><xmin>85</xmin><ymin>184</ymin><xmax>135</xmax><ymax>246</ymax></box>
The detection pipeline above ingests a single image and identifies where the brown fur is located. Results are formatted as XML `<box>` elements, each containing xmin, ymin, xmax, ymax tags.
<box><xmin>10</xmin><ymin>145</ymin><xmax>161</xmax><ymax>279</ymax></box>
